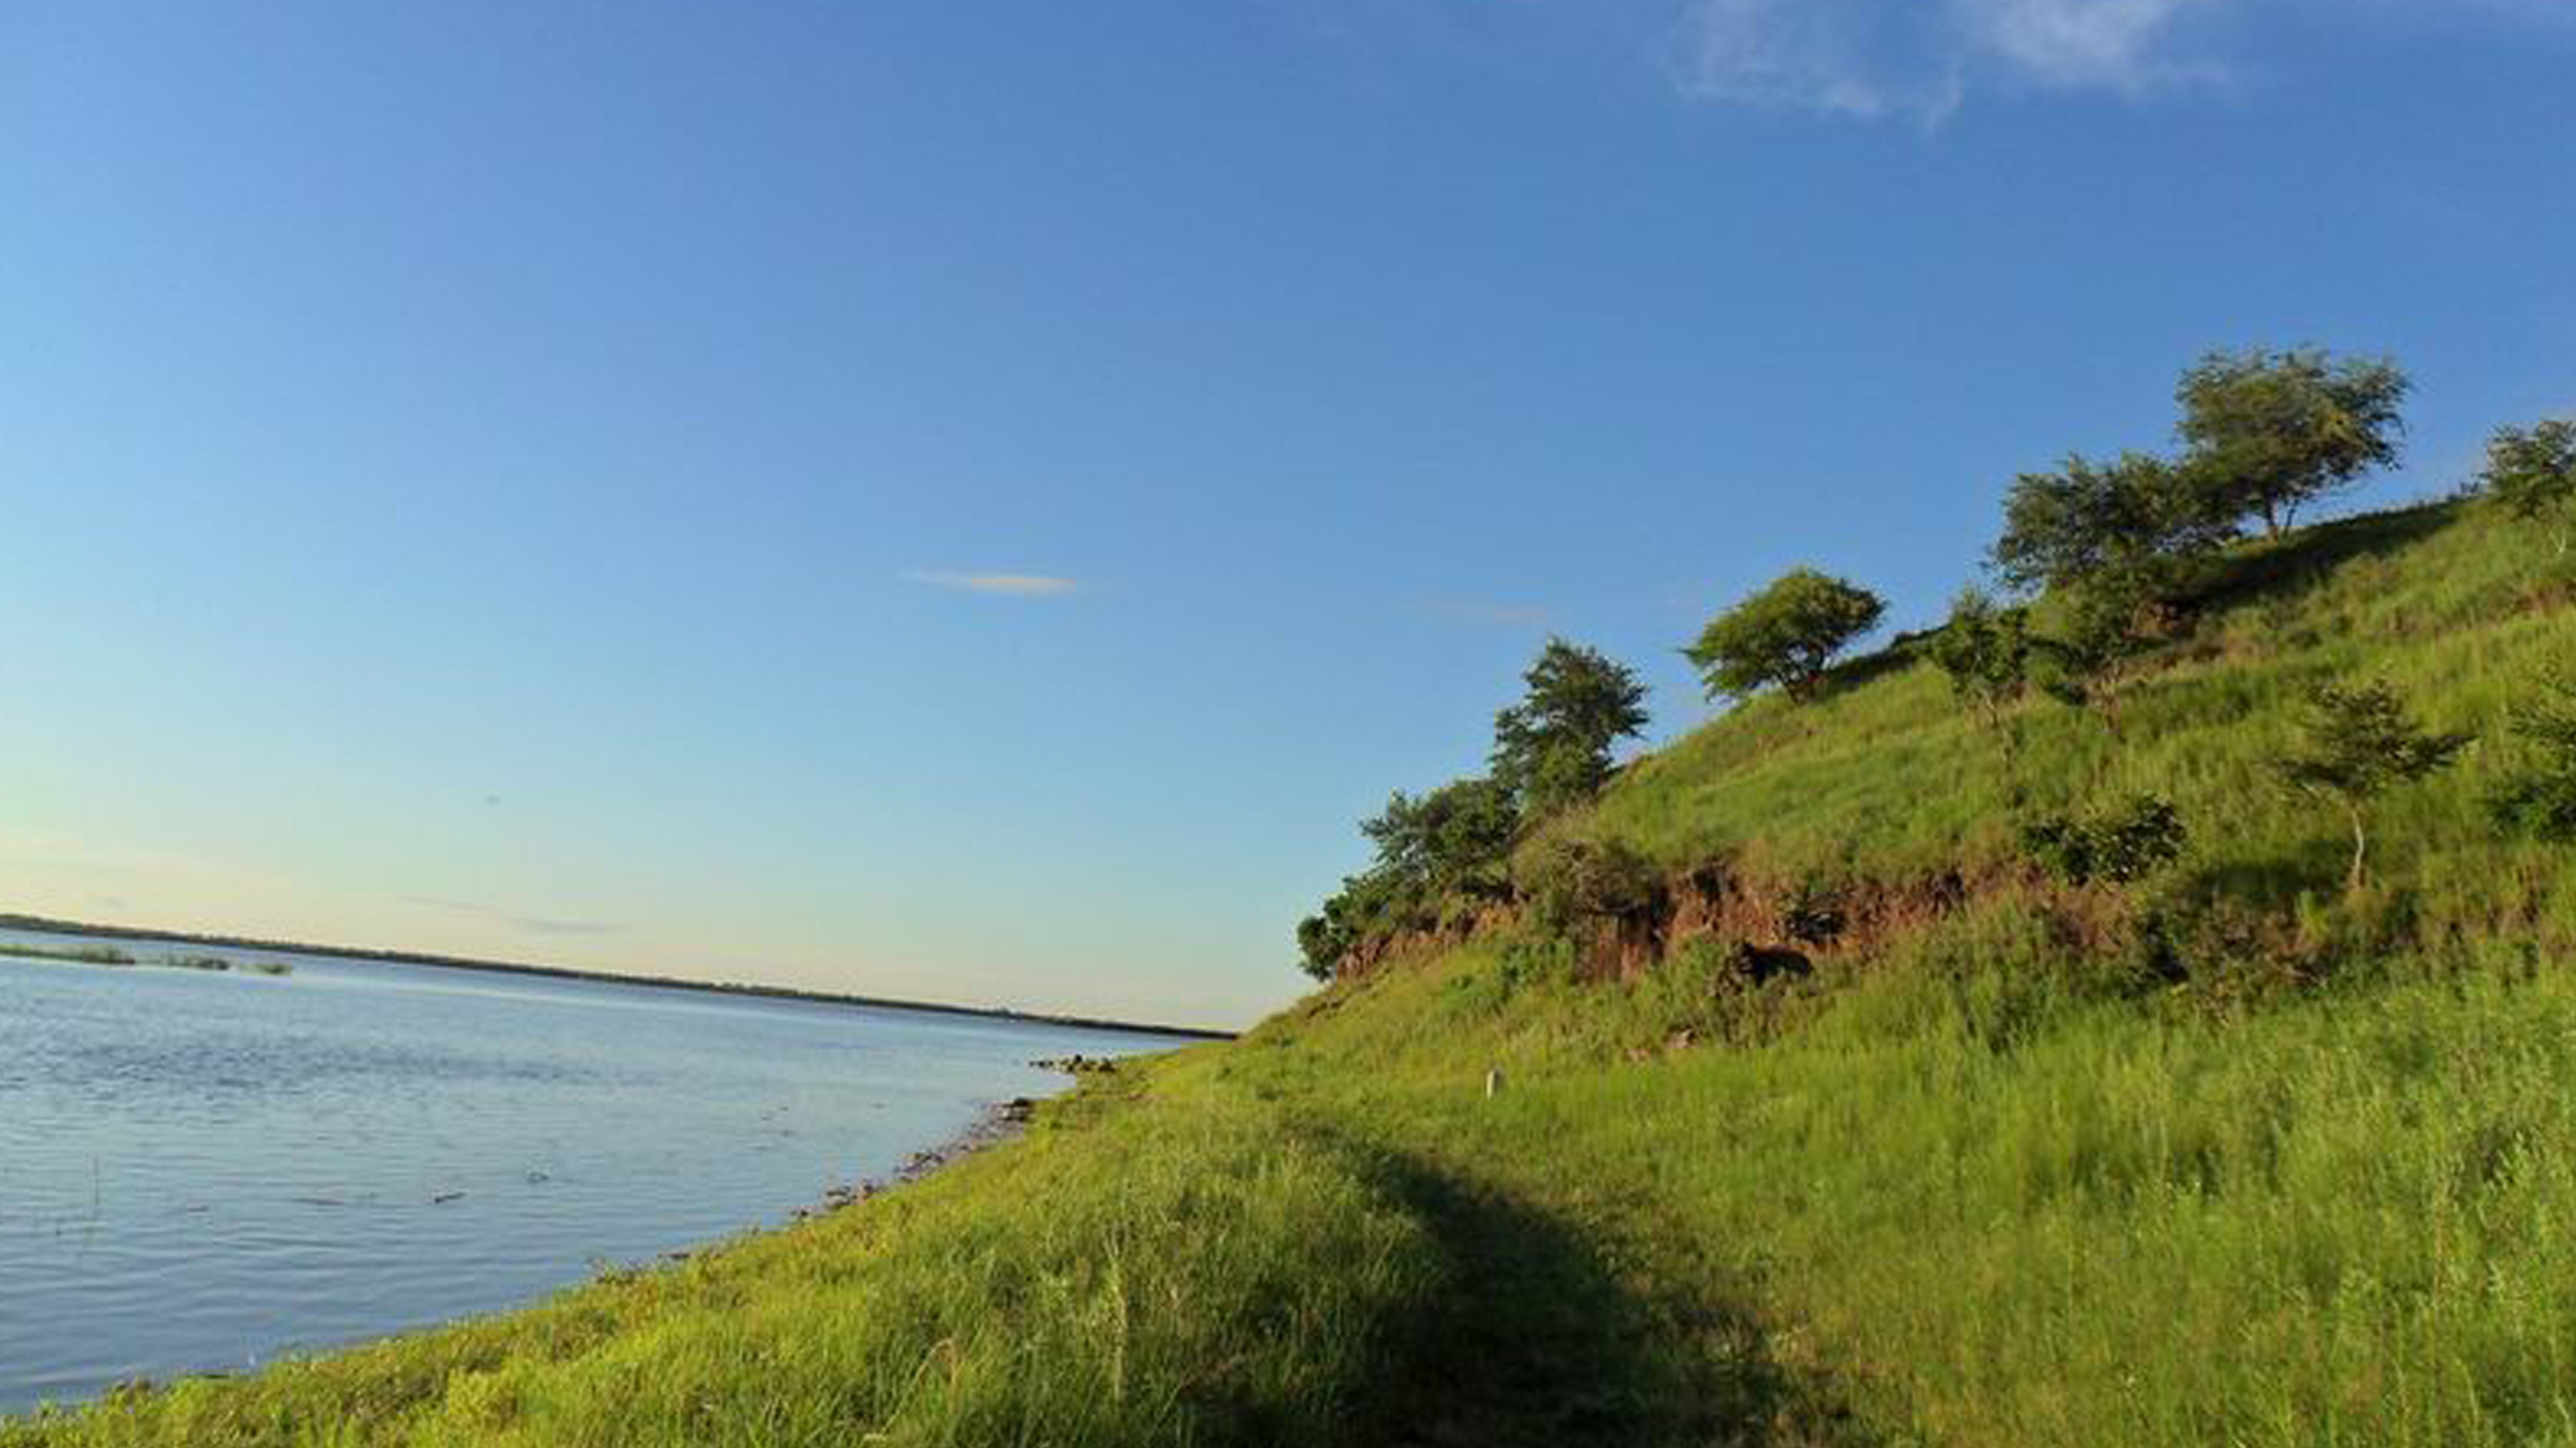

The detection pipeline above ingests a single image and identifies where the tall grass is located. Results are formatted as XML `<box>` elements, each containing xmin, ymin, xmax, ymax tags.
<box><xmin>1253</xmin><ymin>937</ymin><xmax>2576</xmax><ymax>1445</ymax></box>
<box><xmin>13</xmin><ymin>498</ymin><xmax>2575</xmax><ymax>1446</ymax></box>
<box><xmin>6</xmin><ymin>1083</ymin><xmax>1447</xmax><ymax>1447</ymax></box>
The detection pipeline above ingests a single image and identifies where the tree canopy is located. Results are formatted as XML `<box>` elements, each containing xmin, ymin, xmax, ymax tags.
<box><xmin>1989</xmin><ymin>451</ymin><xmax>2228</xmax><ymax>599</ymax></box>
<box><xmin>2489</xmin><ymin>671</ymin><xmax>2576</xmax><ymax>844</ymax></box>
<box><xmin>1360</xmin><ymin>776</ymin><xmax>1518</xmax><ymax>898</ymax></box>
<box><xmin>1491</xmin><ymin>639</ymin><xmax>1651</xmax><ymax>816</ymax></box>
<box><xmin>2177</xmin><ymin>347</ymin><xmax>2409</xmax><ymax>538</ymax></box>
<box><xmin>1684</xmin><ymin>568</ymin><xmax>1885</xmax><ymax>704</ymax></box>
<box><xmin>2276</xmin><ymin>681</ymin><xmax>2473</xmax><ymax>890</ymax></box>
<box><xmin>1927</xmin><ymin>586</ymin><xmax>2033</xmax><ymax>727</ymax></box>
<box><xmin>2480</xmin><ymin>417</ymin><xmax>2576</xmax><ymax>557</ymax></box>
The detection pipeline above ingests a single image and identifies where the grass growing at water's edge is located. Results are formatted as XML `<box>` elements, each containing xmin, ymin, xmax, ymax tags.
<box><xmin>0</xmin><ymin>941</ymin><xmax>135</xmax><ymax>966</ymax></box>
<box><xmin>161</xmin><ymin>953</ymin><xmax>295</xmax><ymax>975</ymax></box>
<box><xmin>0</xmin><ymin>943</ymin><xmax>291</xmax><ymax>975</ymax></box>
<box><xmin>12</xmin><ymin>498</ymin><xmax>2576</xmax><ymax>1446</ymax></box>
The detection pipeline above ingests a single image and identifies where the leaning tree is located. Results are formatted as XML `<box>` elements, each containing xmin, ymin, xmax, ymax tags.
<box><xmin>1685</xmin><ymin>567</ymin><xmax>1885</xmax><ymax>706</ymax></box>
<box><xmin>2177</xmin><ymin>347</ymin><xmax>2409</xmax><ymax>539</ymax></box>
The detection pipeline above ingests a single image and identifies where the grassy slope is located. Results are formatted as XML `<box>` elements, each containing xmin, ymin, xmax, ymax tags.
<box><xmin>14</xmin><ymin>499</ymin><xmax>2576</xmax><ymax>1447</ymax></box>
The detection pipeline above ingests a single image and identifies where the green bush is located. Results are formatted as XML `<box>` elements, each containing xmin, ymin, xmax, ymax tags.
<box><xmin>1684</xmin><ymin>567</ymin><xmax>1886</xmax><ymax>704</ymax></box>
<box><xmin>1928</xmin><ymin>586</ymin><xmax>2033</xmax><ymax>727</ymax></box>
<box><xmin>2018</xmin><ymin>794</ymin><xmax>2188</xmax><ymax>886</ymax></box>
<box><xmin>2489</xmin><ymin>670</ymin><xmax>2576</xmax><ymax>843</ymax></box>
<box><xmin>1511</xmin><ymin>829</ymin><xmax>1660</xmax><ymax>938</ymax></box>
<box><xmin>2475</xmin><ymin>416</ymin><xmax>2574</xmax><ymax>558</ymax></box>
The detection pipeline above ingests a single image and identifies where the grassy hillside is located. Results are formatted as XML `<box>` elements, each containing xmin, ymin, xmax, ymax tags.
<box><xmin>14</xmin><ymin>497</ymin><xmax>2576</xmax><ymax>1447</ymax></box>
<box><xmin>1592</xmin><ymin>501</ymin><xmax>2567</xmax><ymax>946</ymax></box>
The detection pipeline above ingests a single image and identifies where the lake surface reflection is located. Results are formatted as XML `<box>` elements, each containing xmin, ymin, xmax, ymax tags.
<box><xmin>0</xmin><ymin>928</ymin><xmax>1188</xmax><ymax>1415</ymax></box>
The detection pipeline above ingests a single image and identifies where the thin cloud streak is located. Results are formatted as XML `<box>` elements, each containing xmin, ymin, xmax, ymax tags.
<box><xmin>904</xmin><ymin>570</ymin><xmax>1082</xmax><ymax>597</ymax></box>
<box><xmin>1668</xmin><ymin>0</ymin><xmax>2225</xmax><ymax>122</ymax></box>
<box><xmin>1661</xmin><ymin>0</ymin><xmax>2576</xmax><ymax>123</ymax></box>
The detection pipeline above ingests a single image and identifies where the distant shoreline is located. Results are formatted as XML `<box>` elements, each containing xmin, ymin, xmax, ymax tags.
<box><xmin>0</xmin><ymin>911</ymin><xmax>1234</xmax><ymax>1041</ymax></box>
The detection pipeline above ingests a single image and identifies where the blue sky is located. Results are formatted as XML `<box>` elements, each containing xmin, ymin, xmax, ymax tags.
<box><xmin>2</xmin><ymin>1</ymin><xmax>2570</xmax><ymax>1027</ymax></box>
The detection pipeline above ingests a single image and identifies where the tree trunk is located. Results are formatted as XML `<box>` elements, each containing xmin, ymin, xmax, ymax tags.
<box><xmin>2263</xmin><ymin>501</ymin><xmax>2283</xmax><ymax>539</ymax></box>
<box><xmin>2345</xmin><ymin>803</ymin><xmax>2369</xmax><ymax>895</ymax></box>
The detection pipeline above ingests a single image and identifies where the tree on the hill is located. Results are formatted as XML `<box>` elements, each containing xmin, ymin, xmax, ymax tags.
<box><xmin>1928</xmin><ymin>586</ymin><xmax>2033</xmax><ymax>729</ymax></box>
<box><xmin>1491</xmin><ymin>639</ymin><xmax>1651</xmax><ymax>818</ymax></box>
<box><xmin>1295</xmin><ymin>867</ymin><xmax>1427</xmax><ymax>982</ymax></box>
<box><xmin>1361</xmin><ymin>776</ymin><xmax>1519</xmax><ymax>899</ymax></box>
<box><xmin>2479</xmin><ymin>417</ymin><xmax>2576</xmax><ymax>559</ymax></box>
<box><xmin>2029</xmin><ymin>582</ymin><xmax>2166</xmax><ymax>735</ymax></box>
<box><xmin>1685</xmin><ymin>567</ymin><xmax>1886</xmax><ymax>705</ymax></box>
<box><xmin>1989</xmin><ymin>451</ymin><xmax>2228</xmax><ymax>599</ymax></box>
<box><xmin>2276</xmin><ymin>681</ymin><xmax>2474</xmax><ymax>892</ymax></box>
<box><xmin>2489</xmin><ymin>671</ymin><xmax>2576</xmax><ymax>844</ymax></box>
<box><xmin>1509</xmin><ymin>828</ymin><xmax>1661</xmax><ymax>940</ymax></box>
<box><xmin>1989</xmin><ymin>451</ymin><xmax>2223</xmax><ymax>733</ymax></box>
<box><xmin>1294</xmin><ymin>911</ymin><xmax>1345</xmax><ymax>982</ymax></box>
<box><xmin>2177</xmin><ymin>347</ymin><xmax>2410</xmax><ymax>539</ymax></box>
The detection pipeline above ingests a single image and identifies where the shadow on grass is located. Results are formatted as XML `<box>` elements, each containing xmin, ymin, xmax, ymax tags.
<box><xmin>2188</xmin><ymin>501</ymin><xmax>2461</xmax><ymax>615</ymax></box>
<box><xmin>1332</xmin><ymin>1138</ymin><xmax>1870</xmax><ymax>1448</ymax></box>
<box><xmin>1819</xmin><ymin>642</ymin><xmax>1923</xmax><ymax>698</ymax></box>
<box><xmin>2176</xmin><ymin>842</ymin><xmax>2349</xmax><ymax>916</ymax></box>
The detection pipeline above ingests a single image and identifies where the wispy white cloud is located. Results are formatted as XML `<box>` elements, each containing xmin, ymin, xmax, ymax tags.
<box><xmin>1665</xmin><ymin>0</ymin><xmax>2576</xmax><ymax>122</ymax></box>
<box><xmin>1669</xmin><ymin>0</ymin><xmax>2226</xmax><ymax>122</ymax></box>
<box><xmin>903</xmin><ymin>570</ymin><xmax>1082</xmax><ymax>598</ymax></box>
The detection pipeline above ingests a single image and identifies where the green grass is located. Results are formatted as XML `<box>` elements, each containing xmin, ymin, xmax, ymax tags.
<box><xmin>7</xmin><ymin>1077</ymin><xmax>1453</xmax><ymax>1447</ymax></box>
<box><xmin>1594</xmin><ymin>503</ymin><xmax>2569</xmax><ymax>924</ymax></box>
<box><xmin>12</xmin><ymin>497</ymin><xmax>2576</xmax><ymax>1445</ymax></box>
<box><xmin>1237</xmin><ymin>933</ymin><xmax>2576</xmax><ymax>1445</ymax></box>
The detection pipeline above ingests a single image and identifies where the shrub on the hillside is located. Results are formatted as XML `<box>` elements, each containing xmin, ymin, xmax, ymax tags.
<box><xmin>2277</xmin><ymin>680</ymin><xmax>2474</xmax><ymax>891</ymax></box>
<box><xmin>1988</xmin><ymin>446</ymin><xmax>2225</xmax><ymax>732</ymax></box>
<box><xmin>1490</xmin><ymin>638</ymin><xmax>1649</xmax><ymax>817</ymax></box>
<box><xmin>1440</xmin><ymin>939</ymin><xmax>1576</xmax><ymax>1018</ymax></box>
<box><xmin>1296</xmin><ymin>640</ymin><xmax>1647</xmax><ymax>981</ymax></box>
<box><xmin>1361</xmin><ymin>776</ymin><xmax>1518</xmax><ymax>899</ymax></box>
<box><xmin>1296</xmin><ymin>868</ymin><xmax>1431</xmax><ymax>981</ymax></box>
<box><xmin>1990</xmin><ymin>451</ymin><xmax>2228</xmax><ymax>598</ymax></box>
<box><xmin>2478</xmin><ymin>417</ymin><xmax>2576</xmax><ymax>559</ymax></box>
<box><xmin>1294</xmin><ymin>912</ymin><xmax>1345</xmax><ymax>982</ymax></box>
<box><xmin>1684</xmin><ymin>567</ymin><xmax>1886</xmax><ymax>704</ymax></box>
<box><xmin>2176</xmin><ymin>346</ymin><xmax>2410</xmax><ymax>538</ymax></box>
<box><xmin>2490</xmin><ymin>671</ymin><xmax>2576</xmax><ymax>843</ymax></box>
<box><xmin>2018</xmin><ymin>794</ymin><xmax>2188</xmax><ymax>886</ymax></box>
<box><xmin>1928</xmin><ymin>586</ymin><xmax>2032</xmax><ymax>727</ymax></box>
<box><xmin>1511</xmin><ymin>829</ymin><xmax>1659</xmax><ymax>938</ymax></box>
<box><xmin>2148</xmin><ymin>894</ymin><xmax>2310</xmax><ymax>1010</ymax></box>
<box><xmin>2029</xmin><ymin>582</ymin><xmax>2168</xmax><ymax>731</ymax></box>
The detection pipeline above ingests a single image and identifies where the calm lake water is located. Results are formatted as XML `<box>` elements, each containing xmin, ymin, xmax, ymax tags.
<box><xmin>0</xmin><ymin>928</ymin><xmax>1191</xmax><ymax>1417</ymax></box>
